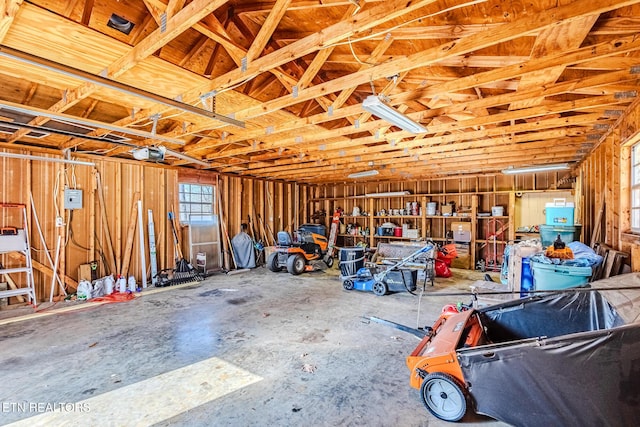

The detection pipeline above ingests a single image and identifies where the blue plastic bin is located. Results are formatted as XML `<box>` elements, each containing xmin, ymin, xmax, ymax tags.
<box><xmin>539</xmin><ymin>224</ymin><xmax>582</xmax><ymax>247</ymax></box>
<box><xmin>531</xmin><ymin>261</ymin><xmax>592</xmax><ymax>291</ymax></box>
<box><xmin>520</xmin><ymin>258</ymin><xmax>533</xmax><ymax>297</ymax></box>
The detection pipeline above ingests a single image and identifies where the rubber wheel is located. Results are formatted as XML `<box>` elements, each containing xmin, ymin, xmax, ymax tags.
<box><xmin>343</xmin><ymin>280</ymin><xmax>354</xmax><ymax>290</ymax></box>
<box><xmin>372</xmin><ymin>281</ymin><xmax>387</xmax><ymax>296</ymax></box>
<box><xmin>267</xmin><ymin>252</ymin><xmax>281</xmax><ymax>272</ymax></box>
<box><xmin>324</xmin><ymin>256</ymin><xmax>334</xmax><ymax>268</ymax></box>
<box><xmin>420</xmin><ymin>372</ymin><xmax>467</xmax><ymax>422</ymax></box>
<box><xmin>287</xmin><ymin>254</ymin><xmax>306</xmax><ymax>275</ymax></box>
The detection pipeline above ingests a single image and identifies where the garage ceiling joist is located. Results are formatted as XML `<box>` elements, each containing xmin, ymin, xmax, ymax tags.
<box><xmin>0</xmin><ymin>0</ymin><xmax>640</xmax><ymax>182</ymax></box>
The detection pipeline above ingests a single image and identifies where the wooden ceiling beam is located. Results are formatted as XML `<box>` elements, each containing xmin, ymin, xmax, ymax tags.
<box><xmin>273</xmin><ymin>17</ymin><xmax>640</xmax><ymax>43</ymax></box>
<box><xmin>232</xmin><ymin>1</ymin><xmax>640</xmax><ymax>122</ymax></box>
<box><xmin>205</xmin><ymin>93</ymin><xmax>625</xmax><ymax>159</ymax></box>
<box><xmin>166</xmin><ymin>0</ymin><xmax>187</xmax><ymax>19</ymax></box>
<box><xmin>81</xmin><ymin>0</ymin><xmax>94</xmax><ymax>26</ymax></box>
<box><xmin>245</xmin><ymin>0</ymin><xmax>292</xmax><ymax>62</ymax></box>
<box><xmin>509</xmin><ymin>14</ymin><xmax>599</xmax><ymax>110</ymax></box>
<box><xmin>234</xmin><ymin>0</ymin><xmax>384</xmax><ymax>14</ymax></box>
<box><xmin>186</xmin><ymin>68</ymin><xmax>635</xmax><ymax>156</ymax></box>
<box><xmin>5</xmin><ymin>83</ymin><xmax>97</xmax><ymax>144</ymax></box>
<box><xmin>196</xmin><ymin>0</ymin><xmax>440</xmax><ymax>97</ymax></box>
<box><xmin>0</xmin><ymin>0</ymin><xmax>23</xmax><ymax>43</ymax></box>
<box><xmin>226</xmin><ymin>119</ymin><xmax>599</xmax><ymax>174</ymax></box>
<box><xmin>105</xmin><ymin>0</ymin><xmax>227</xmax><ymax>78</ymax></box>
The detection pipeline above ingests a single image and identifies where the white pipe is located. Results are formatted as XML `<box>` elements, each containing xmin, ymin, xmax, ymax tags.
<box><xmin>29</xmin><ymin>192</ymin><xmax>66</xmax><ymax>295</ymax></box>
<box><xmin>0</xmin><ymin>152</ymin><xmax>95</xmax><ymax>166</ymax></box>
<box><xmin>137</xmin><ymin>200</ymin><xmax>147</xmax><ymax>289</ymax></box>
<box><xmin>49</xmin><ymin>236</ymin><xmax>62</xmax><ymax>303</ymax></box>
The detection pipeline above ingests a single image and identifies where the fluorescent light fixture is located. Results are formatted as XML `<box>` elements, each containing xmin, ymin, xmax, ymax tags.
<box><xmin>362</xmin><ymin>95</ymin><xmax>427</xmax><ymax>134</ymax></box>
<box><xmin>348</xmin><ymin>169</ymin><xmax>379</xmax><ymax>179</ymax></box>
<box><xmin>0</xmin><ymin>151</ymin><xmax>95</xmax><ymax>166</ymax></box>
<box><xmin>502</xmin><ymin>163</ymin><xmax>571</xmax><ymax>174</ymax></box>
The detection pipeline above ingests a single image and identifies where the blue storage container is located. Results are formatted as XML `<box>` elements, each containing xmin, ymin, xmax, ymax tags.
<box><xmin>520</xmin><ymin>258</ymin><xmax>533</xmax><ymax>297</ymax></box>
<box><xmin>545</xmin><ymin>199</ymin><xmax>575</xmax><ymax>225</ymax></box>
<box><xmin>539</xmin><ymin>224</ymin><xmax>582</xmax><ymax>247</ymax></box>
<box><xmin>531</xmin><ymin>261</ymin><xmax>591</xmax><ymax>291</ymax></box>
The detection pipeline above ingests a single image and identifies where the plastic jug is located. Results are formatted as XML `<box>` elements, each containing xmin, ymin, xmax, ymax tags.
<box><xmin>118</xmin><ymin>276</ymin><xmax>126</xmax><ymax>293</ymax></box>
<box><xmin>77</xmin><ymin>280</ymin><xmax>92</xmax><ymax>301</ymax></box>
<box><xmin>128</xmin><ymin>276</ymin><xmax>137</xmax><ymax>292</ymax></box>
<box><xmin>104</xmin><ymin>275</ymin><xmax>114</xmax><ymax>295</ymax></box>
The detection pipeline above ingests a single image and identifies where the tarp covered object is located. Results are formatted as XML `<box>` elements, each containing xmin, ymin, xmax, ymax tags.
<box><xmin>456</xmin><ymin>276</ymin><xmax>640</xmax><ymax>427</ymax></box>
<box><xmin>231</xmin><ymin>232</ymin><xmax>255</xmax><ymax>268</ymax></box>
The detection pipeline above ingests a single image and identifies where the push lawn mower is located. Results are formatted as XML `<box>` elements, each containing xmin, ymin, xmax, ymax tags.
<box><xmin>267</xmin><ymin>228</ymin><xmax>334</xmax><ymax>275</ymax></box>
<box><xmin>342</xmin><ymin>242</ymin><xmax>436</xmax><ymax>296</ymax></box>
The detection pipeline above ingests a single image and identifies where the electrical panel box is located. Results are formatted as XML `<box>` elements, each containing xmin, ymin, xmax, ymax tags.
<box><xmin>64</xmin><ymin>188</ymin><xmax>83</xmax><ymax>210</ymax></box>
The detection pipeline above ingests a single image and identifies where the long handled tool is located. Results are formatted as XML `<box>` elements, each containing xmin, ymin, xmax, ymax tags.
<box><xmin>164</xmin><ymin>211</ymin><xmax>203</xmax><ymax>285</ymax></box>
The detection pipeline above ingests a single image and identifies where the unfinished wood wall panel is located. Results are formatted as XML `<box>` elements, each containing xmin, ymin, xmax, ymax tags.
<box><xmin>580</xmin><ymin>98</ymin><xmax>640</xmax><ymax>258</ymax></box>
<box><xmin>0</xmin><ymin>150</ymin><xmax>182</xmax><ymax>302</ymax></box>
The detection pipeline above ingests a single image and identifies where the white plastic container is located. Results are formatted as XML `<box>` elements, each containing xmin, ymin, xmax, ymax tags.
<box><xmin>128</xmin><ymin>276</ymin><xmax>137</xmax><ymax>292</ymax></box>
<box><xmin>77</xmin><ymin>280</ymin><xmax>92</xmax><ymax>301</ymax></box>
<box><xmin>426</xmin><ymin>202</ymin><xmax>437</xmax><ymax>215</ymax></box>
<box><xmin>118</xmin><ymin>276</ymin><xmax>126</xmax><ymax>293</ymax></box>
<box><xmin>104</xmin><ymin>275</ymin><xmax>114</xmax><ymax>295</ymax></box>
<box><xmin>491</xmin><ymin>206</ymin><xmax>504</xmax><ymax>216</ymax></box>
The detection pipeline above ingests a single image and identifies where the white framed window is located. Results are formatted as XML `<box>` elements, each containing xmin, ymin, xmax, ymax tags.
<box><xmin>178</xmin><ymin>183</ymin><xmax>215</xmax><ymax>223</ymax></box>
<box><xmin>631</xmin><ymin>144</ymin><xmax>640</xmax><ymax>232</ymax></box>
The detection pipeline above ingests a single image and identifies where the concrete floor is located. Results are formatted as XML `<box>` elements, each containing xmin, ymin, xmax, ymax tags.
<box><xmin>0</xmin><ymin>267</ymin><xmax>507</xmax><ymax>427</ymax></box>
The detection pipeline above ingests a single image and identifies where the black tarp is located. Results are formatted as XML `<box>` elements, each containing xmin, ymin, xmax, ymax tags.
<box><xmin>459</xmin><ymin>325</ymin><xmax>640</xmax><ymax>426</ymax></box>
<box><xmin>456</xmin><ymin>284</ymin><xmax>640</xmax><ymax>426</ymax></box>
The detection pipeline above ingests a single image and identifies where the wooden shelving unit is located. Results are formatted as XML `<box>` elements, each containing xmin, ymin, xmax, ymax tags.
<box><xmin>311</xmin><ymin>193</ymin><xmax>491</xmax><ymax>268</ymax></box>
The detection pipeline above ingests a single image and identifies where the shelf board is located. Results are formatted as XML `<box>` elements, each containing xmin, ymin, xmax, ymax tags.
<box><xmin>309</xmin><ymin>188</ymin><xmax>570</xmax><ymax>202</ymax></box>
<box><xmin>477</xmin><ymin>215</ymin><xmax>509</xmax><ymax>219</ymax></box>
<box><xmin>374</xmin><ymin>215</ymin><xmax>421</xmax><ymax>219</ymax></box>
<box><xmin>374</xmin><ymin>235</ymin><xmax>421</xmax><ymax>240</ymax></box>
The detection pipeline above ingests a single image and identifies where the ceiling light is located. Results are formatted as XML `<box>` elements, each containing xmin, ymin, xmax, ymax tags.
<box><xmin>132</xmin><ymin>147</ymin><xmax>165</xmax><ymax>162</ymax></box>
<box><xmin>348</xmin><ymin>169</ymin><xmax>379</xmax><ymax>179</ymax></box>
<box><xmin>362</xmin><ymin>95</ymin><xmax>427</xmax><ymax>134</ymax></box>
<box><xmin>502</xmin><ymin>163</ymin><xmax>571</xmax><ymax>174</ymax></box>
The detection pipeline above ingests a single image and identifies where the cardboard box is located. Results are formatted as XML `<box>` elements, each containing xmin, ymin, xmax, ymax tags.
<box><xmin>452</xmin><ymin>255</ymin><xmax>471</xmax><ymax>269</ymax></box>
<box><xmin>441</xmin><ymin>205</ymin><xmax>453</xmax><ymax>216</ymax></box>
<box><xmin>403</xmin><ymin>229</ymin><xmax>420</xmax><ymax>239</ymax></box>
<box><xmin>453</xmin><ymin>230</ymin><xmax>471</xmax><ymax>242</ymax></box>
<box><xmin>451</xmin><ymin>222</ymin><xmax>471</xmax><ymax>232</ymax></box>
<box><xmin>454</xmin><ymin>243</ymin><xmax>470</xmax><ymax>256</ymax></box>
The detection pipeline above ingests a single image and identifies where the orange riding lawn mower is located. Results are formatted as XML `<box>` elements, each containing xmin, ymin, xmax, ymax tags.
<box><xmin>267</xmin><ymin>224</ymin><xmax>334</xmax><ymax>275</ymax></box>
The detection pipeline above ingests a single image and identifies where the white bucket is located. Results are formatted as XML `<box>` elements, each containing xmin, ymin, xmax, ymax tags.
<box><xmin>492</xmin><ymin>206</ymin><xmax>504</xmax><ymax>216</ymax></box>
<box><xmin>426</xmin><ymin>202</ymin><xmax>437</xmax><ymax>216</ymax></box>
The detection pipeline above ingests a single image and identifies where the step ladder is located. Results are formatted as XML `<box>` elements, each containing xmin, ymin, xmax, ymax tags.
<box><xmin>0</xmin><ymin>203</ymin><xmax>37</xmax><ymax>307</ymax></box>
